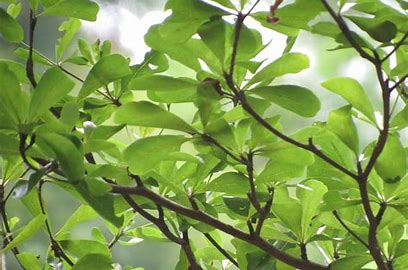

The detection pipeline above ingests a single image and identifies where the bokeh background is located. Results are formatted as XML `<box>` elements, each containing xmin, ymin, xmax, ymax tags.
<box><xmin>0</xmin><ymin>0</ymin><xmax>406</xmax><ymax>269</ymax></box>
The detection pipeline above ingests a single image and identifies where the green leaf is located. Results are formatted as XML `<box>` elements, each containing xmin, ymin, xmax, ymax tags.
<box><xmin>258</xmin><ymin>143</ymin><xmax>314</xmax><ymax>183</ymax></box>
<box><xmin>198</xmin><ymin>17</ymin><xmax>228</xmax><ymax>63</ymax></box>
<box><xmin>29</xmin><ymin>67</ymin><xmax>75</xmax><ymax>121</ymax></box>
<box><xmin>347</xmin><ymin>16</ymin><xmax>397</xmax><ymax>43</ymax></box>
<box><xmin>56</xmin><ymin>205</ymin><xmax>97</xmax><ymax>238</ymax></box>
<box><xmin>298</xmin><ymin>180</ymin><xmax>327</xmax><ymax>240</ymax></box>
<box><xmin>0</xmin><ymin>8</ymin><xmax>23</xmax><ymax>43</ymax></box>
<box><xmin>16</xmin><ymin>252</ymin><xmax>42</xmax><ymax>270</ymax></box>
<box><xmin>0</xmin><ymin>63</ymin><xmax>28</xmax><ymax>125</ymax></box>
<box><xmin>374</xmin><ymin>134</ymin><xmax>406</xmax><ymax>183</ymax></box>
<box><xmin>72</xmin><ymin>254</ymin><xmax>112</xmax><ymax>270</ymax></box>
<box><xmin>60</xmin><ymin>239</ymin><xmax>110</xmax><ymax>258</ymax></box>
<box><xmin>56</xmin><ymin>19</ymin><xmax>81</xmax><ymax>61</ymax></box>
<box><xmin>330</xmin><ymin>256</ymin><xmax>371</xmax><ymax>270</ymax></box>
<box><xmin>13</xmin><ymin>169</ymin><xmax>46</xmax><ymax>199</ymax></box>
<box><xmin>206</xmin><ymin>172</ymin><xmax>249</xmax><ymax>195</ymax></box>
<box><xmin>391</xmin><ymin>106</ymin><xmax>408</xmax><ymax>130</ymax></box>
<box><xmin>156</xmin><ymin>0</ymin><xmax>225</xmax><ymax>43</ymax></box>
<box><xmin>247</xmin><ymin>53</ymin><xmax>310</xmax><ymax>87</ymax></box>
<box><xmin>1</xmin><ymin>214</ymin><xmax>46</xmax><ymax>253</ymax></box>
<box><xmin>0</xmin><ymin>60</ymin><xmax>29</xmax><ymax>84</ymax></box>
<box><xmin>78</xmin><ymin>38</ymin><xmax>94</xmax><ymax>64</ymax></box>
<box><xmin>251</xmin><ymin>85</ymin><xmax>320</xmax><ymax>117</ymax></box>
<box><xmin>196</xmin><ymin>83</ymin><xmax>222</xmax><ymax>127</ymax></box>
<box><xmin>74</xmin><ymin>180</ymin><xmax>123</xmax><ymax>228</ymax></box>
<box><xmin>223</xmin><ymin>197</ymin><xmax>250</xmax><ymax>216</ymax></box>
<box><xmin>273</xmin><ymin>202</ymin><xmax>302</xmax><ymax>237</ymax></box>
<box><xmin>27</xmin><ymin>0</ymin><xmax>40</xmax><ymax>13</ymax></box>
<box><xmin>7</xmin><ymin>3</ymin><xmax>22</xmax><ymax>19</ymax></box>
<box><xmin>40</xmin><ymin>0</ymin><xmax>100</xmax><ymax>21</ymax></box>
<box><xmin>78</xmin><ymin>54</ymin><xmax>132</xmax><ymax>100</ymax></box>
<box><xmin>114</xmin><ymin>101</ymin><xmax>196</xmax><ymax>133</ymax></box>
<box><xmin>124</xmin><ymin>135</ymin><xmax>188</xmax><ymax>175</ymax></box>
<box><xmin>327</xmin><ymin>105</ymin><xmax>359</xmax><ymax>155</ymax></box>
<box><xmin>0</xmin><ymin>133</ymin><xmax>19</xmax><ymax>156</ymax></box>
<box><xmin>131</xmin><ymin>226</ymin><xmax>169</xmax><ymax>242</ymax></box>
<box><xmin>37</xmin><ymin>133</ymin><xmax>84</xmax><ymax>182</ymax></box>
<box><xmin>321</xmin><ymin>77</ymin><xmax>375</xmax><ymax>123</ymax></box>
<box><xmin>129</xmin><ymin>75</ymin><xmax>197</xmax><ymax>92</ymax></box>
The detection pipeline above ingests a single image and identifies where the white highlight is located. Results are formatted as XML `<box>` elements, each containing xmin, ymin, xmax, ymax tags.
<box><xmin>82</xmin><ymin>5</ymin><xmax>169</xmax><ymax>64</ymax></box>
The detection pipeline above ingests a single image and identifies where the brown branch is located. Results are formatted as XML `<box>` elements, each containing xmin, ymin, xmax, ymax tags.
<box><xmin>300</xmin><ymin>243</ymin><xmax>308</xmax><ymax>261</ymax></box>
<box><xmin>246</xmin><ymin>152</ymin><xmax>261</xmax><ymax>211</ymax></box>
<box><xmin>26</xmin><ymin>10</ymin><xmax>38</xmax><ymax>88</ymax></box>
<box><xmin>111</xmin><ymin>184</ymin><xmax>329</xmax><ymax>270</ymax></box>
<box><xmin>181</xmin><ymin>231</ymin><xmax>202</xmax><ymax>270</ymax></box>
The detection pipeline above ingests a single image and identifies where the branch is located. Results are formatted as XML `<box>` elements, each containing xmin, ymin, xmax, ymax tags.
<box><xmin>320</xmin><ymin>0</ymin><xmax>376</xmax><ymax>63</ymax></box>
<box><xmin>224</xmin><ymin>5</ymin><xmax>359</xmax><ymax>181</ymax></box>
<box><xmin>123</xmin><ymin>195</ymin><xmax>181</xmax><ymax>244</ymax></box>
<box><xmin>0</xmin><ymin>184</ymin><xmax>23</xmax><ymax>267</ymax></box>
<box><xmin>188</xmin><ymin>196</ymin><xmax>239</xmax><ymax>267</ymax></box>
<box><xmin>255</xmin><ymin>187</ymin><xmax>274</xmax><ymax>236</ymax></box>
<box><xmin>38</xmin><ymin>181</ymin><xmax>74</xmax><ymax>266</ymax></box>
<box><xmin>26</xmin><ymin>10</ymin><xmax>38</xmax><ymax>88</ymax></box>
<box><xmin>181</xmin><ymin>230</ymin><xmax>202</xmax><ymax>270</ymax></box>
<box><xmin>382</xmin><ymin>33</ymin><xmax>408</xmax><ymax>63</ymax></box>
<box><xmin>390</xmin><ymin>75</ymin><xmax>408</xmax><ymax>92</ymax></box>
<box><xmin>246</xmin><ymin>152</ymin><xmax>261</xmax><ymax>212</ymax></box>
<box><xmin>300</xmin><ymin>243</ymin><xmax>308</xmax><ymax>261</ymax></box>
<box><xmin>201</xmin><ymin>134</ymin><xmax>246</xmax><ymax>164</ymax></box>
<box><xmin>332</xmin><ymin>210</ymin><xmax>369</xmax><ymax>249</ymax></box>
<box><xmin>111</xmin><ymin>185</ymin><xmax>329</xmax><ymax>270</ymax></box>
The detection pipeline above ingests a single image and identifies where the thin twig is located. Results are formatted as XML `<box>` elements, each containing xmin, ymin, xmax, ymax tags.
<box><xmin>332</xmin><ymin>210</ymin><xmax>369</xmax><ymax>249</ymax></box>
<box><xmin>38</xmin><ymin>181</ymin><xmax>74</xmax><ymax>266</ymax></box>
<box><xmin>188</xmin><ymin>196</ymin><xmax>239</xmax><ymax>267</ymax></box>
<box><xmin>382</xmin><ymin>33</ymin><xmax>408</xmax><ymax>63</ymax></box>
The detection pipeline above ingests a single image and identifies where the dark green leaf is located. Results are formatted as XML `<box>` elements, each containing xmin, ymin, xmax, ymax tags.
<box><xmin>37</xmin><ymin>133</ymin><xmax>84</xmax><ymax>182</ymax></box>
<box><xmin>347</xmin><ymin>16</ymin><xmax>397</xmax><ymax>43</ymax></box>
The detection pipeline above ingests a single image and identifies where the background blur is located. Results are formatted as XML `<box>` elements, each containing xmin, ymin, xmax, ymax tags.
<box><xmin>0</xmin><ymin>0</ymin><xmax>406</xmax><ymax>269</ymax></box>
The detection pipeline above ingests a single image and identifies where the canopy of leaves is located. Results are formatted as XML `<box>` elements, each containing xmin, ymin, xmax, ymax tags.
<box><xmin>0</xmin><ymin>0</ymin><xmax>406</xmax><ymax>270</ymax></box>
